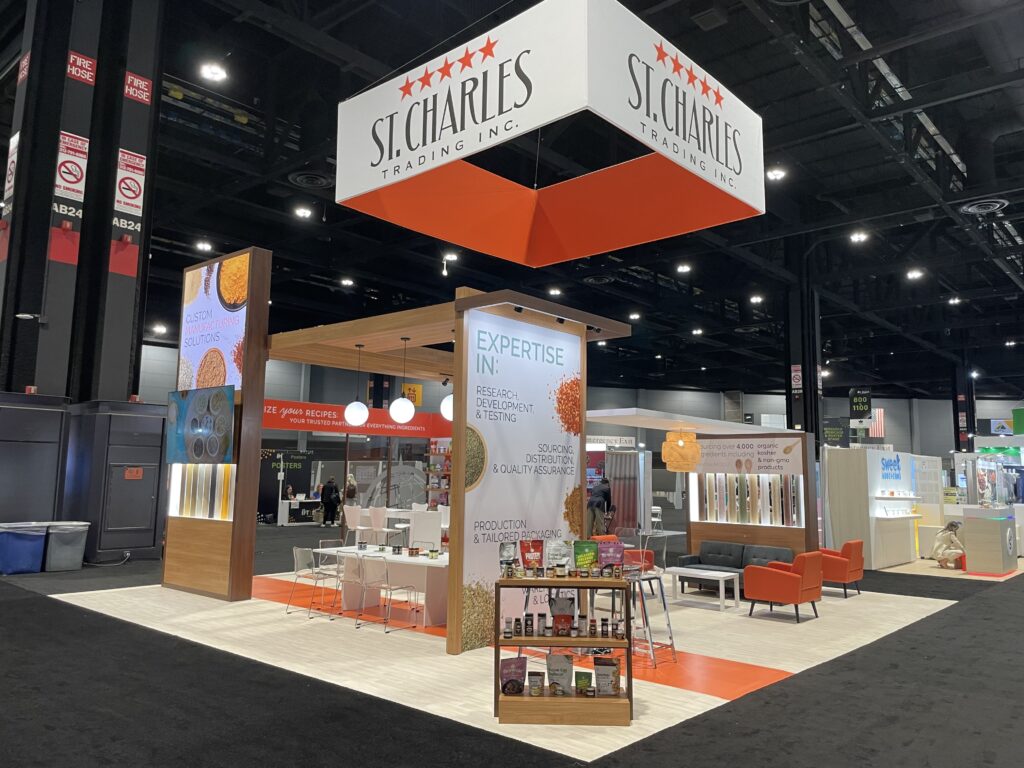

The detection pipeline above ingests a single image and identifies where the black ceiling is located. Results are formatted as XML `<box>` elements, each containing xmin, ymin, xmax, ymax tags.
<box><xmin>9</xmin><ymin>0</ymin><xmax>1024</xmax><ymax>399</ymax></box>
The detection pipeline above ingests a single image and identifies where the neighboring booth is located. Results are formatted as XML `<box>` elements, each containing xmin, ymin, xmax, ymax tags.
<box><xmin>586</xmin><ymin>409</ymin><xmax>817</xmax><ymax>554</ymax></box>
<box><xmin>824</xmin><ymin>447</ymin><xmax>944</xmax><ymax>570</ymax></box>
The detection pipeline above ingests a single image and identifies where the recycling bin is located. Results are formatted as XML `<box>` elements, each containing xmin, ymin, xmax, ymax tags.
<box><xmin>0</xmin><ymin>523</ymin><xmax>47</xmax><ymax>575</ymax></box>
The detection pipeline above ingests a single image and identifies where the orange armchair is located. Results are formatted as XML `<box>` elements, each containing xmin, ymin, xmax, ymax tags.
<box><xmin>743</xmin><ymin>551</ymin><xmax>822</xmax><ymax>623</ymax></box>
<box><xmin>820</xmin><ymin>540</ymin><xmax>864</xmax><ymax>598</ymax></box>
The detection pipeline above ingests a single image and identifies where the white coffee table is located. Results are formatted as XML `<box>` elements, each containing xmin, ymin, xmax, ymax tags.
<box><xmin>665</xmin><ymin>567</ymin><xmax>740</xmax><ymax>612</ymax></box>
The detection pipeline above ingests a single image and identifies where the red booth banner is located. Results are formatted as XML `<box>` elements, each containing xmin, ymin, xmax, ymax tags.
<box><xmin>263</xmin><ymin>398</ymin><xmax>452</xmax><ymax>438</ymax></box>
<box><xmin>335</xmin><ymin>0</ymin><xmax>764</xmax><ymax>268</ymax></box>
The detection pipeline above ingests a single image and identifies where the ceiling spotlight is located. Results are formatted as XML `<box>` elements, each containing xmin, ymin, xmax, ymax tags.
<box><xmin>821</xmin><ymin>369</ymin><xmax>832</xmax><ymax>378</ymax></box>
<box><xmin>14</xmin><ymin>312</ymin><xmax>38</xmax><ymax>321</ymax></box>
<box><xmin>443</xmin><ymin>252</ymin><xmax>458</xmax><ymax>262</ymax></box>
<box><xmin>199</xmin><ymin>62</ymin><xmax>227</xmax><ymax>82</ymax></box>
<box><xmin>655</xmin><ymin>354</ymin><xmax>663</xmax><ymax>360</ymax></box>
<box><xmin>750</xmin><ymin>295</ymin><xmax>763</xmax><ymax>304</ymax></box>
<box><xmin>195</xmin><ymin>240</ymin><xmax>213</xmax><ymax>252</ymax></box>
<box><xmin>340</xmin><ymin>277</ymin><xmax>354</xmax><ymax>287</ymax></box>
<box><xmin>849</xmin><ymin>231</ymin><xmax>869</xmax><ymax>243</ymax></box>
<box><xmin>153</xmin><ymin>323</ymin><xmax>168</xmax><ymax>336</ymax></box>
<box><xmin>700</xmin><ymin>366</ymin><xmax>707</xmax><ymax>371</ymax></box>
<box><xmin>766</xmin><ymin>167</ymin><xmax>786</xmax><ymax>181</ymax></box>
<box><xmin>967</xmin><ymin>432</ymin><xmax>975</xmax><ymax>439</ymax></box>
<box><xmin>596</xmin><ymin>340</ymin><xmax>607</xmax><ymax>347</ymax></box>
<box><xmin>548</xmin><ymin>288</ymin><xmax>562</xmax><ymax>296</ymax></box>
<box><xmin>691</xmin><ymin>328</ymin><xmax>703</xmax><ymax>336</ymax></box>
<box><xmin>638</xmin><ymin>442</ymin><xmax>646</xmax><ymax>449</ymax></box>
<box><xmin>628</xmin><ymin>312</ymin><xmax>641</xmax><ymax>321</ymax></box>
<box><xmin>906</xmin><ymin>268</ymin><xmax>924</xmax><ymax>280</ymax></box>
<box><xmin>970</xmin><ymin>370</ymin><xmax>979</xmax><ymax>379</ymax></box>
<box><xmin>294</xmin><ymin>206</ymin><xmax>313</xmax><ymax>219</ymax></box>
<box><xmin>1006</xmin><ymin>340</ymin><xmax>1017</xmax><ymax>347</ymax></box>
<box><xmin>676</xmin><ymin>263</ymin><xmax>692</xmax><ymax>274</ymax></box>
<box><xmin>268</xmin><ymin>300</ymin><xmax>273</xmax><ymax>305</ymax></box>
<box><xmin>948</xmin><ymin>296</ymin><xmax>962</xmax><ymax>305</ymax></box>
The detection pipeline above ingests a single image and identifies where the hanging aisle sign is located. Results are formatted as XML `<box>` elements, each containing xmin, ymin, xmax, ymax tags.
<box><xmin>336</xmin><ymin>0</ymin><xmax>763</xmax><ymax>268</ymax></box>
<box><xmin>849</xmin><ymin>387</ymin><xmax>872</xmax><ymax>428</ymax></box>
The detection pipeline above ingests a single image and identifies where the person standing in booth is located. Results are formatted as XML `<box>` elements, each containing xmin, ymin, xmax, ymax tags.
<box><xmin>321</xmin><ymin>476</ymin><xmax>341</xmax><ymax>528</ymax></box>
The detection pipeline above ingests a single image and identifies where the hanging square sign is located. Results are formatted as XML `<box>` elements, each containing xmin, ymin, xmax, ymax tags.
<box><xmin>335</xmin><ymin>0</ymin><xmax>764</xmax><ymax>268</ymax></box>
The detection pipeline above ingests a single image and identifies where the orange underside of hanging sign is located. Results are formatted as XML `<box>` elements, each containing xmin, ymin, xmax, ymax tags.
<box><xmin>341</xmin><ymin>153</ymin><xmax>760</xmax><ymax>268</ymax></box>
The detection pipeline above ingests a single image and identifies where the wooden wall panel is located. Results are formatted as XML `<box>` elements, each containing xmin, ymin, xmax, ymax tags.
<box><xmin>688</xmin><ymin>521</ymin><xmax>807</xmax><ymax>555</ymax></box>
<box><xmin>163</xmin><ymin>517</ymin><xmax>233</xmax><ymax>598</ymax></box>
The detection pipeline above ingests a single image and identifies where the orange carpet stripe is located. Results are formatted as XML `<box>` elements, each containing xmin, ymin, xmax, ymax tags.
<box><xmin>252</xmin><ymin>575</ymin><xmax>789</xmax><ymax>700</ymax></box>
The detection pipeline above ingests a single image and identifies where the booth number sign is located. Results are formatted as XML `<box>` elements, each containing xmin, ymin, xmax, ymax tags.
<box><xmin>849</xmin><ymin>387</ymin><xmax>871</xmax><ymax>420</ymax></box>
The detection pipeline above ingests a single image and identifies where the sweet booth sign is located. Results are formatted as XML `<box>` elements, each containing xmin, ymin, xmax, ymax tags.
<box><xmin>336</xmin><ymin>0</ymin><xmax>764</xmax><ymax>267</ymax></box>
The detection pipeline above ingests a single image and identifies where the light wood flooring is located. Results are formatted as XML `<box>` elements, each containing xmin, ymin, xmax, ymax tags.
<box><xmin>881</xmin><ymin>557</ymin><xmax>1023</xmax><ymax>582</ymax></box>
<box><xmin>54</xmin><ymin>576</ymin><xmax>952</xmax><ymax>762</ymax></box>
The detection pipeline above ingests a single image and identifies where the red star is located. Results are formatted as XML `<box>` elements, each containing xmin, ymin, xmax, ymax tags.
<box><xmin>418</xmin><ymin>66</ymin><xmax>433</xmax><ymax>91</ymax></box>
<box><xmin>458</xmin><ymin>47</ymin><xmax>474</xmax><ymax>71</ymax></box>
<box><xmin>713</xmin><ymin>86</ymin><xmax>724</xmax><ymax>107</ymax></box>
<box><xmin>700</xmin><ymin>75</ymin><xmax>711</xmax><ymax>97</ymax></box>
<box><xmin>685</xmin><ymin>64</ymin><xmax>698</xmax><ymax>86</ymax></box>
<box><xmin>671</xmin><ymin>53</ymin><xmax>683</xmax><ymax>77</ymax></box>
<box><xmin>436</xmin><ymin>57</ymin><xmax>454</xmax><ymax>80</ymax></box>
<box><xmin>478</xmin><ymin>36</ymin><xmax>498</xmax><ymax>60</ymax></box>
<box><xmin>654</xmin><ymin>41</ymin><xmax>668</xmax><ymax>65</ymax></box>
<box><xmin>398</xmin><ymin>76</ymin><xmax>414</xmax><ymax>100</ymax></box>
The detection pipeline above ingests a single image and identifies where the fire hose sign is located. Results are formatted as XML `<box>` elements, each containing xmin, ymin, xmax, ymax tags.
<box><xmin>113</xmin><ymin>149</ymin><xmax>146</xmax><ymax>216</ymax></box>
<box><xmin>54</xmin><ymin>131</ymin><xmax>89</xmax><ymax>202</ymax></box>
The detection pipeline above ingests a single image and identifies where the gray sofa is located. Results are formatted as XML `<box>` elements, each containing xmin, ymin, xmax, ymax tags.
<box><xmin>675</xmin><ymin>540</ymin><xmax>794</xmax><ymax>591</ymax></box>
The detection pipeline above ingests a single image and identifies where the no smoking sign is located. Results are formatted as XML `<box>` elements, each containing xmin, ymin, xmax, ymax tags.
<box><xmin>53</xmin><ymin>131</ymin><xmax>89</xmax><ymax>202</ymax></box>
<box><xmin>113</xmin><ymin>148</ymin><xmax>147</xmax><ymax>216</ymax></box>
<box><xmin>58</xmin><ymin>160</ymin><xmax>83</xmax><ymax>185</ymax></box>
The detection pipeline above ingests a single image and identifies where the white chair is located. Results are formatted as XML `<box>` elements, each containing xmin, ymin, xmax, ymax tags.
<box><xmin>343</xmin><ymin>505</ymin><xmax>370</xmax><ymax>546</ymax></box>
<box><xmin>285</xmin><ymin>547</ymin><xmax>336</xmax><ymax>618</ymax></box>
<box><xmin>317</xmin><ymin>539</ymin><xmax>344</xmax><ymax>609</ymax></box>
<box><xmin>355</xmin><ymin>554</ymin><xmax>419</xmax><ymax>632</ymax></box>
<box><xmin>369</xmin><ymin>505</ymin><xmax>399</xmax><ymax>545</ymax></box>
<box><xmin>438</xmin><ymin>504</ymin><xmax>451</xmax><ymax>532</ymax></box>
<box><xmin>408</xmin><ymin>509</ymin><xmax>443</xmax><ymax>550</ymax></box>
<box><xmin>396</xmin><ymin>503</ymin><xmax>427</xmax><ymax>545</ymax></box>
<box><xmin>411</xmin><ymin>503</ymin><xmax>428</xmax><ymax>511</ymax></box>
<box><xmin>651</xmin><ymin>506</ymin><xmax>663</xmax><ymax>530</ymax></box>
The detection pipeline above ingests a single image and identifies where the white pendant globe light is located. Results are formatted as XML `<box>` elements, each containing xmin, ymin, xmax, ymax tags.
<box><xmin>389</xmin><ymin>336</ymin><xmax>416</xmax><ymax>424</ymax></box>
<box><xmin>345</xmin><ymin>344</ymin><xmax>369</xmax><ymax>427</ymax></box>
<box><xmin>440</xmin><ymin>393</ymin><xmax>454</xmax><ymax>421</ymax></box>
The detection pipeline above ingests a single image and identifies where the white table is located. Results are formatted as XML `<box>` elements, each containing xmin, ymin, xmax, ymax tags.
<box><xmin>664</xmin><ymin>566</ymin><xmax>740</xmax><ymax>612</ymax></box>
<box><xmin>313</xmin><ymin>546</ymin><xmax>449</xmax><ymax>626</ymax></box>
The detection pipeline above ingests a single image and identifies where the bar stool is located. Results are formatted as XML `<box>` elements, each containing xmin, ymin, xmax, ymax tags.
<box><xmin>625</xmin><ymin>550</ymin><xmax>675</xmax><ymax>667</ymax></box>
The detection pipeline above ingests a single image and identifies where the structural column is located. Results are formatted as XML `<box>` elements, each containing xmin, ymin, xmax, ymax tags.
<box><xmin>73</xmin><ymin>0</ymin><xmax>164</xmax><ymax>402</ymax></box>
<box><xmin>951</xmin><ymin>363</ymin><xmax>976</xmax><ymax>453</ymax></box>
<box><xmin>784</xmin><ymin>237</ymin><xmax>823</xmax><ymax>454</ymax></box>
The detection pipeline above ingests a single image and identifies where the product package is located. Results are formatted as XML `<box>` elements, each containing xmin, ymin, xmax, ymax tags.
<box><xmin>573</xmin><ymin>540</ymin><xmax>599</xmax><ymax>570</ymax></box>
<box><xmin>550</xmin><ymin>596</ymin><xmax>575</xmax><ymax>636</ymax></box>
<box><xmin>574</xmin><ymin>670</ymin><xmax>593</xmax><ymax>694</ymax></box>
<box><xmin>498</xmin><ymin>542</ymin><xmax>517</xmax><ymax>565</ymax></box>
<box><xmin>545</xmin><ymin>539</ymin><xmax>573</xmax><ymax>568</ymax></box>
<box><xmin>499</xmin><ymin>657</ymin><xmax>527</xmax><ymax>695</ymax></box>
<box><xmin>594</xmin><ymin>657</ymin><xmax>621</xmax><ymax>695</ymax></box>
<box><xmin>546</xmin><ymin>654</ymin><xmax>573</xmax><ymax>693</ymax></box>
<box><xmin>519</xmin><ymin>540</ymin><xmax>545</xmax><ymax>571</ymax></box>
<box><xmin>527</xmin><ymin>671</ymin><xmax>545</xmax><ymax>696</ymax></box>
<box><xmin>597</xmin><ymin>540</ymin><xmax>625</xmax><ymax>566</ymax></box>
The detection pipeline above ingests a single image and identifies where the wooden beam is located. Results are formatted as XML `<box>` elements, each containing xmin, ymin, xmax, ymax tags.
<box><xmin>270</xmin><ymin>343</ymin><xmax>455</xmax><ymax>381</ymax></box>
<box><xmin>269</xmin><ymin>301</ymin><xmax>458</xmax><ymax>352</ymax></box>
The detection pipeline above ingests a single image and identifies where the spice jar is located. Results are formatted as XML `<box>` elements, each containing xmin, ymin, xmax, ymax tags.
<box><xmin>544</xmin><ymin>621</ymin><xmax>553</xmax><ymax>638</ymax></box>
<box><xmin>570</xmin><ymin>619</ymin><xmax>578</xmax><ymax>638</ymax></box>
<box><xmin>545</xmin><ymin>566</ymin><xmax>555</xmax><ymax>578</ymax></box>
<box><xmin>612</xmin><ymin>620</ymin><xmax>622</xmax><ymax>639</ymax></box>
<box><xmin>537</xmin><ymin>612</ymin><xmax>546</xmax><ymax>633</ymax></box>
<box><xmin>589</xmin><ymin>619</ymin><xmax>597</xmax><ymax>638</ymax></box>
<box><xmin>524</xmin><ymin>614</ymin><xmax>534</xmax><ymax>636</ymax></box>
<box><xmin>513</xmin><ymin>618</ymin><xmax>522</xmax><ymax>636</ymax></box>
<box><xmin>503</xmin><ymin>618</ymin><xmax>513</xmax><ymax>639</ymax></box>
<box><xmin>555</xmin><ymin>564</ymin><xmax>567</xmax><ymax>577</ymax></box>
<box><xmin>601</xmin><ymin>618</ymin><xmax>609</xmax><ymax>638</ymax></box>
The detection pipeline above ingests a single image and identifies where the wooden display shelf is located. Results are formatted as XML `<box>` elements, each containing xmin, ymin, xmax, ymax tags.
<box><xmin>495</xmin><ymin>576</ymin><xmax>629</xmax><ymax>590</ymax></box>
<box><xmin>497</xmin><ymin>637</ymin><xmax>629</xmax><ymax>649</ymax></box>
<box><xmin>497</xmin><ymin>692</ymin><xmax>630</xmax><ymax>726</ymax></box>
<box><xmin>493</xmin><ymin>577</ymin><xmax>633</xmax><ymax>726</ymax></box>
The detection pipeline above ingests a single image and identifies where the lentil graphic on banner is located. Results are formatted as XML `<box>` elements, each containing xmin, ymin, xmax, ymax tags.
<box><xmin>460</xmin><ymin>309</ymin><xmax>582</xmax><ymax>650</ymax></box>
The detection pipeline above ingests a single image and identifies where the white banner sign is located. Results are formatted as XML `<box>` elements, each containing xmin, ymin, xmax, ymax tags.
<box><xmin>4</xmin><ymin>131</ymin><xmax>19</xmax><ymax>202</ymax></box>
<box><xmin>461</xmin><ymin>309</ymin><xmax>581</xmax><ymax>648</ymax></box>
<box><xmin>697</xmin><ymin>437</ymin><xmax>804</xmax><ymax>475</ymax></box>
<box><xmin>336</xmin><ymin>0</ymin><xmax>763</xmax><ymax>211</ymax></box>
